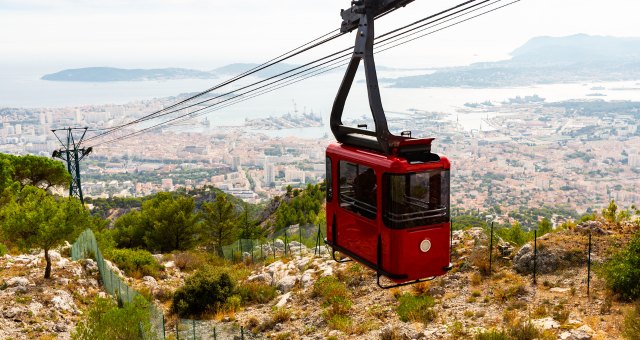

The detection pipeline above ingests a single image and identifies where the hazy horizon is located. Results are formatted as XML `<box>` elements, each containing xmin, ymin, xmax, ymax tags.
<box><xmin>2</xmin><ymin>0</ymin><xmax>640</xmax><ymax>72</ymax></box>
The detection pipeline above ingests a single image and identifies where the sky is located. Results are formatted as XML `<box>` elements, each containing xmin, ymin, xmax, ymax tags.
<box><xmin>1</xmin><ymin>0</ymin><xmax>640</xmax><ymax>72</ymax></box>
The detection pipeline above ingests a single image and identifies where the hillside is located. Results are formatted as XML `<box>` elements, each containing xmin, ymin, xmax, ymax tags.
<box><xmin>2</xmin><ymin>215</ymin><xmax>638</xmax><ymax>339</ymax></box>
<box><xmin>41</xmin><ymin>67</ymin><xmax>215</xmax><ymax>82</ymax></box>
<box><xmin>388</xmin><ymin>34</ymin><xmax>640</xmax><ymax>88</ymax></box>
<box><xmin>40</xmin><ymin>63</ymin><xmax>303</xmax><ymax>82</ymax></box>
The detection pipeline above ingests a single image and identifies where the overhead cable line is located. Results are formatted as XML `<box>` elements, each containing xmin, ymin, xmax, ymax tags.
<box><xmin>105</xmin><ymin>0</ymin><xmax>512</xmax><ymax>140</ymax></box>
<box><xmin>90</xmin><ymin>0</ymin><xmax>521</xmax><ymax>147</ymax></box>
<box><xmin>83</xmin><ymin>0</ymin><xmax>484</xmax><ymax>144</ymax></box>
<box><xmin>83</xmin><ymin>29</ymin><xmax>346</xmax><ymax>142</ymax></box>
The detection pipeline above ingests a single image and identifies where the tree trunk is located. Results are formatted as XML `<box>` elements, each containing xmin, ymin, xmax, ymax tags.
<box><xmin>44</xmin><ymin>248</ymin><xmax>52</xmax><ymax>279</ymax></box>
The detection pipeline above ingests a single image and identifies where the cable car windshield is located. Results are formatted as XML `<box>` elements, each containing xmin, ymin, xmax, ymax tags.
<box><xmin>383</xmin><ymin>170</ymin><xmax>450</xmax><ymax>229</ymax></box>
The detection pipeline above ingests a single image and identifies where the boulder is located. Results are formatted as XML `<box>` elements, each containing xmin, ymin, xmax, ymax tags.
<box><xmin>275</xmin><ymin>275</ymin><xmax>297</xmax><ymax>293</ymax></box>
<box><xmin>275</xmin><ymin>292</ymin><xmax>291</xmax><ymax>308</ymax></box>
<box><xmin>576</xmin><ymin>220</ymin><xmax>609</xmax><ymax>235</ymax></box>
<box><xmin>532</xmin><ymin>317</ymin><xmax>560</xmax><ymax>330</ymax></box>
<box><xmin>301</xmin><ymin>270</ymin><xmax>315</xmax><ymax>288</ymax></box>
<box><xmin>247</xmin><ymin>273</ymin><xmax>272</xmax><ymax>284</ymax></box>
<box><xmin>560</xmin><ymin>330</ymin><xmax>591</xmax><ymax>340</ymax></box>
<box><xmin>142</xmin><ymin>276</ymin><xmax>158</xmax><ymax>287</ymax></box>
<box><xmin>6</xmin><ymin>277</ymin><xmax>30</xmax><ymax>288</ymax></box>
<box><xmin>50</xmin><ymin>290</ymin><xmax>79</xmax><ymax>314</ymax></box>
<box><xmin>28</xmin><ymin>302</ymin><xmax>44</xmax><ymax>316</ymax></box>
<box><xmin>513</xmin><ymin>244</ymin><xmax>558</xmax><ymax>274</ymax></box>
<box><xmin>84</xmin><ymin>259</ymin><xmax>99</xmax><ymax>274</ymax></box>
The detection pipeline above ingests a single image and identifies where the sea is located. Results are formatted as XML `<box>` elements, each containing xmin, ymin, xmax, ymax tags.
<box><xmin>2</xmin><ymin>65</ymin><xmax>640</xmax><ymax>139</ymax></box>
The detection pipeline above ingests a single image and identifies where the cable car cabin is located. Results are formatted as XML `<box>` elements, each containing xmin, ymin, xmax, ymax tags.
<box><xmin>325</xmin><ymin>140</ymin><xmax>452</xmax><ymax>287</ymax></box>
<box><xmin>324</xmin><ymin>0</ymin><xmax>452</xmax><ymax>287</ymax></box>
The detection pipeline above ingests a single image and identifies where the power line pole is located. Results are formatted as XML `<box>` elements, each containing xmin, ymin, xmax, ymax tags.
<box><xmin>51</xmin><ymin>127</ymin><xmax>92</xmax><ymax>204</ymax></box>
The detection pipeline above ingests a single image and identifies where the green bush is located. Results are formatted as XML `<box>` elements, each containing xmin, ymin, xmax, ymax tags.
<box><xmin>506</xmin><ymin>321</ymin><xmax>541</xmax><ymax>339</ymax></box>
<box><xmin>623</xmin><ymin>303</ymin><xmax>640</xmax><ymax>340</ymax></box>
<box><xmin>396</xmin><ymin>292</ymin><xmax>436</xmax><ymax>323</ymax></box>
<box><xmin>171</xmin><ymin>267</ymin><xmax>235</xmax><ymax>317</ymax></box>
<box><xmin>237</xmin><ymin>281</ymin><xmax>278</xmax><ymax>304</ymax></box>
<box><xmin>496</xmin><ymin>222</ymin><xmax>533</xmax><ymax>246</ymax></box>
<box><xmin>599</xmin><ymin>231</ymin><xmax>640</xmax><ymax>301</ymax></box>
<box><xmin>72</xmin><ymin>296</ymin><xmax>151</xmax><ymax>340</ymax></box>
<box><xmin>109</xmin><ymin>248</ymin><xmax>162</xmax><ymax>279</ymax></box>
<box><xmin>313</xmin><ymin>276</ymin><xmax>354</xmax><ymax>330</ymax></box>
<box><xmin>0</xmin><ymin>243</ymin><xmax>7</xmax><ymax>257</ymax></box>
<box><xmin>475</xmin><ymin>329</ymin><xmax>508</xmax><ymax>340</ymax></box>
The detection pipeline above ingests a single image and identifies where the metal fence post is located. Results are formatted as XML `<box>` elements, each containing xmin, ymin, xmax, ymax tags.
<box><xmin>533</xmin><ymin>229</ymin><xmax>537</xmax><ymax>285</ymax></box>
<box><xmin>213</xmin><ymin>327</ymin><xmax>216</xmax><ymax>340</ymax></box>
<box><xmin>161</xmin><ymin>313</ymin><xmax>165</xmax><ymax>340</ymax></box>
<box><xmin>284</xmin><ymin>228</ymin><xmax>289</xmax><ymax>257</ymax></box>
<box><xmin>587</xmin><ymin>231</ymin><xmax>592</xmax><ymax>298</ymax></box>
<box><xmin>315</xmin><ymin>224</ymin><xmax>320</xmax><ymax>256</ymax></box>
<box><xmin>241</xmin><ymin>326</ymin><xmax>244</xmax><ymax>340</ymax></box>
<box><xmin>489</xmin><ymin>222</ymin><xmax>494</xmax><ymax>275</ymax></box>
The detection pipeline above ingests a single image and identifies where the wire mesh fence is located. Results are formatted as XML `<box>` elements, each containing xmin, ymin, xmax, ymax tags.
<box><xmin>72</xmin><ymin>229</ymin><xmax>165</xmax><ymax>340</ymax></box>
<box><xmin>220</xmin><ymin>223</ymin><xmax>328</xmax><ymax>262</ymax></box>
<box><xmin>170</xmin><ymin>320</ymin><xmax>261</xmax><ymax>340</ymax></box>
<box><xmin>70</xmin><ymin>224</ymin><xmax>328</xmax><ymax>339</ymax></box>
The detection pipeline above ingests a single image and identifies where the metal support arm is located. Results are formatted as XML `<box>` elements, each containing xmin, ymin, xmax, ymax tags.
<box><xmin>331</xmin><ymin>0</ymin><xmax>436</xmax><ymax>159</ymax></box>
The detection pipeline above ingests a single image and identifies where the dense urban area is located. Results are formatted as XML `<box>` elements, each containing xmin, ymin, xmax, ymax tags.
<box><xmin>1</xmin><ymin>93</ymin><xmax>638</xmax><ymax>223</ymax></box>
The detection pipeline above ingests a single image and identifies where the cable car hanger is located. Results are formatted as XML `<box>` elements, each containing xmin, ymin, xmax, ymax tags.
<box><xmin>331</xmin><ymin>0</ymin><xmax>439</xmax><ymax>162</ymax></box>
<box><xmin>326</xmin><ymin>0</ymin><xmax>453</xmax><ymax>289</ymax></box>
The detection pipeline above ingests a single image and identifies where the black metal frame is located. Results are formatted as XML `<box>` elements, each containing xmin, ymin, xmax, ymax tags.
<box><xmin>331</xmin><ymin>0</ymin><xmax>433</xmax><ymax>157</ymax></box>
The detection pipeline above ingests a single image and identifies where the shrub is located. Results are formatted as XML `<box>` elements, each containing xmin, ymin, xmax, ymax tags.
<box><xmin>494</xmin><ymin>276</ymin><xmax>527</xmax><ymax>302</ymax></box>
<box><xmin>335</xmin><ymin>263</ymin><xmax>368</xmax><ymax>287</ymax></box>
<box><xmin>313</xmin><ymin>276</ymin><xmax>354</xmax><ymax>330</ymax></box>
<box><xmin>506</xmin><ymin>321</ymin><xmax>541</xmax><ymax>339</ymax></box>
<box><xmin>475</xmin><ymin>329</ymin><xmax>508</xmax><ymax>340</ymax></box>
<box><xmin>224</xmin><ymin>295</ymin><xmax>242</xmax><ymax>313</ymax></box>
<box><xmin>72</xmin><ymin>296</ymin><xmax>151</xmax><ymax>340</ymax></box>
<box><xmin>0</xmin><ymin>243</ymin><xmax>6</xmax><ymax>257</ymax></box>
<box><xmin>173</xmin><ymin>251</ymin><xmax>208</xmax><ymax>272</ymax></box>
<box><xmin>171</xmin><ymin>267</ymin><xmax>235</xmax><ymax>317</ymax></box>
<box><xmin>109</xmin><ymin>248</ymin><xmax>162</xmax><ymax>279</ymax></box>
<box><xmin>396</xmin><ymin>292</ymin><xmax>436</xmax><ymax>323</ymax></box>
<box><xmin>598</xmin><ymin>231</ymin><xmax>640</xmax><ymax>300</ymax></box>
<box><xmin>237</xmin><ymin>281</ymin><xmax>278</xmax><ymax>304</ymax></box>
<box><xmin>623</xmin><ymin>303</ymin><xmax>640</xmax><ymax>340</ymax></box>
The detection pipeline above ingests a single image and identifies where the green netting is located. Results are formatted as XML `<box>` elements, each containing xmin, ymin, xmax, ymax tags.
<box><xmin>70</xmin><ymin>224</ymin><xmax>329</xmax><ymax>339</ymax></box>
<box><xmin>172</xmin><ymin>320</ymin><xmax>260</xmax><ymax>340</ymax></box>
<box><xmin>72</xmin><ymin>229</ymin><xmax>165</xmax><ymax>339</ymax></box>
<box><xmin>220</xmin><ymin>224</ymin><xmax>328</xmax><ymax>262</ymax></box>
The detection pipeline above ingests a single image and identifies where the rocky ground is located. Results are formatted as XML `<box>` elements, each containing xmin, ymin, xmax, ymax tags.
<box><xmin>1</xmin><ymin>219</ymin><xmax>637</xmax><ymax>339</ymax></box>
<box><xmin>0</xmin><ymin>245</ymin><xmax>103</xmax><ymax>339</ymax></box>
<box><xmin>134</xmin><ymin>222</ymin><xmax>636</xmax><ymax>339</ymax></box>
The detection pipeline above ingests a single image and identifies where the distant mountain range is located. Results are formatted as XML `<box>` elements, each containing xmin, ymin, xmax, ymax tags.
<box><xmin>41</xmin><ymin>63</ymin><xmax>302</xmax><ymax>82</ymax></box>
<box><xmin>387</xmin><ymin>34</ymin><xmax>640</xmax><ymax>88</ymax></box>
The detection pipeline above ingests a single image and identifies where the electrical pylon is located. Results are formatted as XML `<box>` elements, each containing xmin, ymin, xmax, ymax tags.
<box><xmin>51</xmin><ymin>127</ymin><xmax>93</xmax><ymax>204</ymax></box>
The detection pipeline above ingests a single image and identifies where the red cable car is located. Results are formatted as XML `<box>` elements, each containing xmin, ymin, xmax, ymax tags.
<box><xmin>325</xmin><ymin>0</ymin><xmax>452</xmax><ymax>288</ymax></box>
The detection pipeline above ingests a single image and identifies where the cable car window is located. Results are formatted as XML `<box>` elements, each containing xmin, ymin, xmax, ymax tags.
<box><xmin>383</xmin><ymin>170</ymin><xmax>450</xmax><ymax>229</ymax></box>
<box><xmin>339</xmin><ymin>161</ymin><xmax>377</xmax><ymax>219</ymax></box>
<box><xmin>326</xmin><ymin>157</ymin><xmax>333</xmax><ymax>202</ymax></box>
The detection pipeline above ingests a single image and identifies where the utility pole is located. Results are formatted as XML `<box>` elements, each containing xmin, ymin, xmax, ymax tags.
<box><xmin>51</xmin><ymin>127</ymin><xmax>92</xmax><ymax>204</ymax></box>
